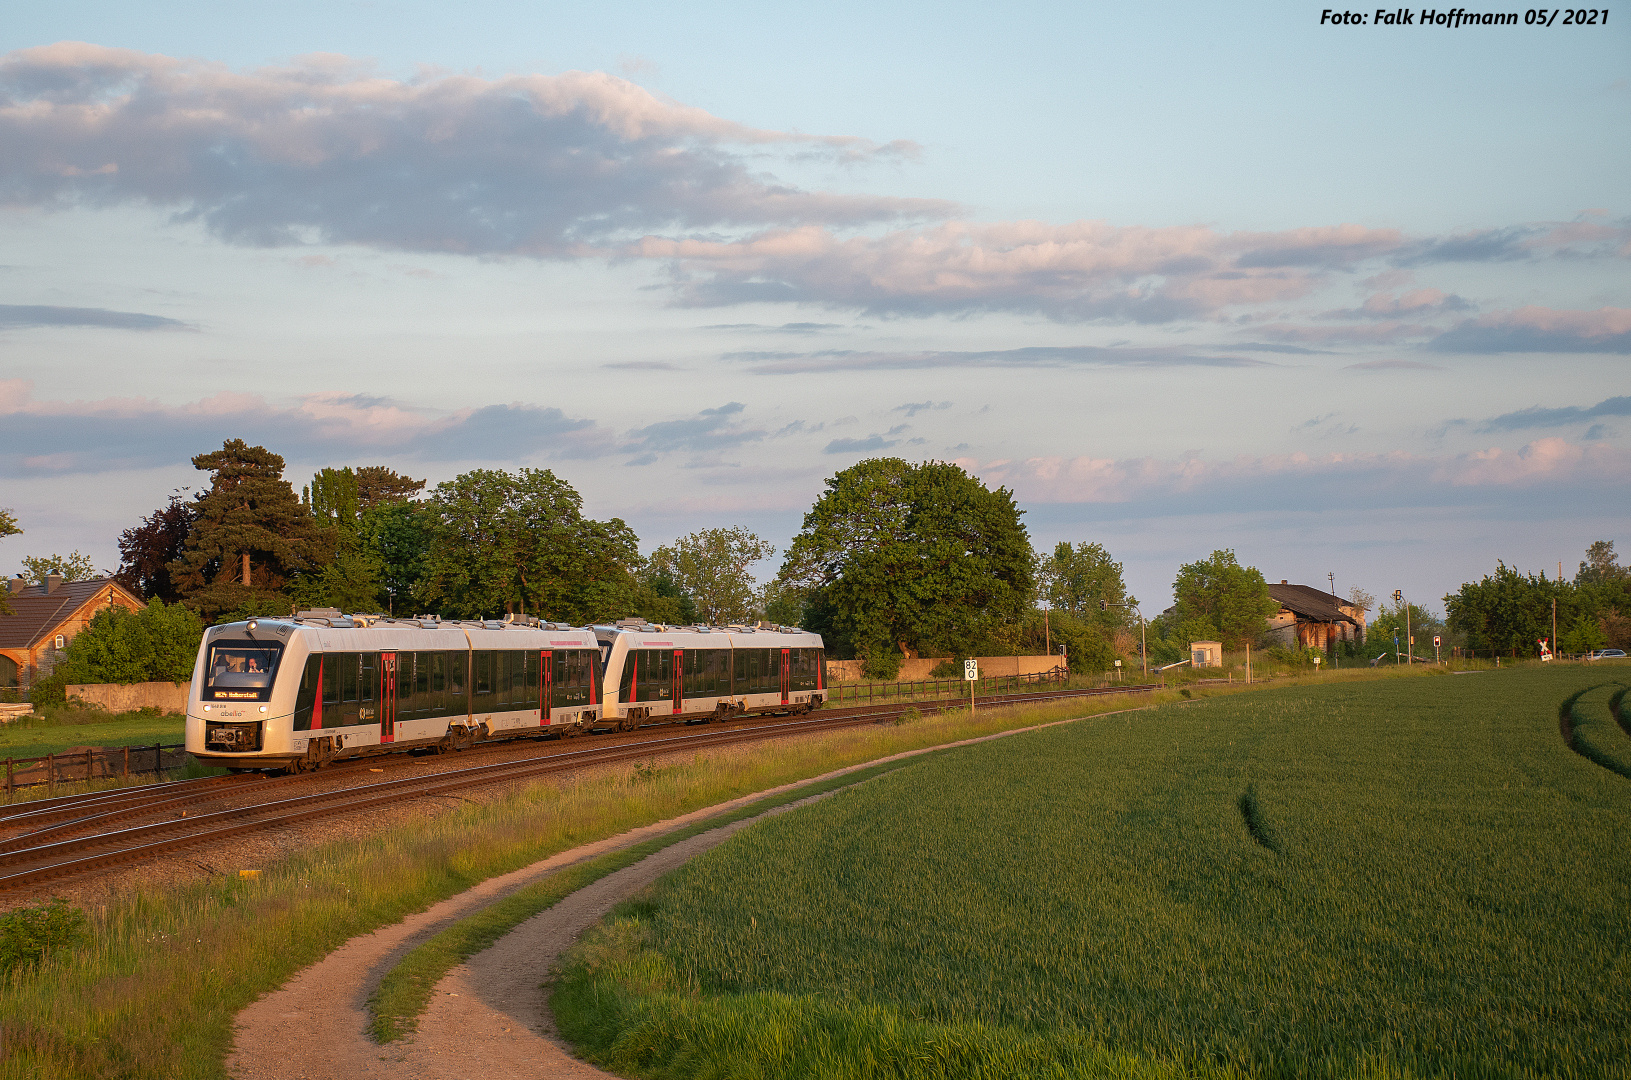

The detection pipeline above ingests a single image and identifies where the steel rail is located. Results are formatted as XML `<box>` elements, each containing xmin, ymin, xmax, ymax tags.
<box><xmin>0</xmin><ymin>683</ymin><xmax>1156</xmax><ymax>890</ymax></box>
<box><xmin>0</xmin><ymin>683</ymin><xmax>1150</xmax><ymax>856</ymax></box>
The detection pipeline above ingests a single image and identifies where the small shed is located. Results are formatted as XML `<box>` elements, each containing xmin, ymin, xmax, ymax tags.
<box><xmin>1189</xmin><ymin>640</ymin><xmax>1222</xmax><ymax>668</ymax></box>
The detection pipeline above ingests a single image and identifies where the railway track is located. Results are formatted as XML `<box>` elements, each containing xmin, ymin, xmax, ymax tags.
<box><xmin>0</xmin><ymin>683</ymin><xmax>1156</xmax><ymax>892</ymax></box>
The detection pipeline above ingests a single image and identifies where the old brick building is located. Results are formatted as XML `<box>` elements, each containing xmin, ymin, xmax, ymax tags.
<box><xmin>1264</xmin><ymin>582</ymin><xmax>1366</xmax><ymax>655</ymax></box>
<box><xmin>0</xmin><ymin>576</ymin><xmax>145</xmax><ymax>691</ymax></box>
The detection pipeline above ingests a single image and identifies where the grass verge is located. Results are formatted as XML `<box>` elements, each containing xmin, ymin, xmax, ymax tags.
<box><xmin>368</xmin><ymin>756</ymin><xmax>919</xmax><ymax>1041</ymax></box>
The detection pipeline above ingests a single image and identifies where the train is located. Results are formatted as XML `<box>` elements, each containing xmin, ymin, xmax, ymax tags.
<box><xmin>184</xmin><ymin>609</ymin><xmax>826</xmax><ymax>772</ymax></box>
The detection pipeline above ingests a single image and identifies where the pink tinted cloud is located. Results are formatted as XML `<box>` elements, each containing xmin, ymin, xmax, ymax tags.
<box><xmin>1430</xmin><ymin>306</ymin><xmax>1631</xmax><ymax>353</ymax></box>
<box><xmin>640</xmin><ymin>219</ymin><xmax>1404</xmax><ymax>321</ymax></box>
<box><xmin>973</xmin><ymin>439</ymin><xmax>1628</xmax><ymax>504</ymax></box>
<box><xmin>0</xmin><ymin>44</ymin><xmax>946</xmax><ymax>254</ymax></box>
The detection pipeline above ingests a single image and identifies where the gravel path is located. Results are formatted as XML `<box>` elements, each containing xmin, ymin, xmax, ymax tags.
<box><xmin>227</xmin><ymin>714</ymin><xmax>1104</xmax><ymax>1079</ymax></box>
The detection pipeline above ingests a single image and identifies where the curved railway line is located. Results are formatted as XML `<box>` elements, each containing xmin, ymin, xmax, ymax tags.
<box><xmin>0</xmin><ymin>684</ymin><xmax>1156</xmax><ymax>892</ymax></box>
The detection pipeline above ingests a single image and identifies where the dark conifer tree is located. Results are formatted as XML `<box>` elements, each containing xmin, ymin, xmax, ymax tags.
<box><xmin>168</xmin><ymin>440</ymin><xmax>323</xmax><ymax>620</ymax></box>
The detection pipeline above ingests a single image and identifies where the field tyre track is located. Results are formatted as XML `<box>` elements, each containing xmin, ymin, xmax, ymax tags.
<box><xmin>1558</xmin><ymin>682</ymin><xmax>1631</xmax><ymax>781</ymax></box>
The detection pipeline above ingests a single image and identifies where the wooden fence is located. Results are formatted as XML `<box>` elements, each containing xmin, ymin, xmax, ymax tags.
<box><xmin>825</xmin><ymin>665</ymin><xmax>1071</xmax><ymax>706</ymax></box>
<box><xmin>3</xmin><ymin>743</ymin><xmax>188</xmax><ymax>797</ymax></box>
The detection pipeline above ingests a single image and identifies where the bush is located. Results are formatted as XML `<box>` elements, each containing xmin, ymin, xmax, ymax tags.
<box><xmin>56</xmin><ymin>599</ymin><xmax>203</xmax><ymax>685</ymax></box>
<box><xmin>0</xmin><ymin>898</ymin><xmax>87</xmax><ymax>975</ymax></box>
<box><xmin>928</xmin><ymin>659</ymin><xmax>964</xmax><ymax>678</ymax></box>
<box><xmin>862</xmin><ymin>651</ymin><xmax>902</xmax><ymax>681</ymax></box>
<box><xmin>27</xmin><ymin>670</ymin><xmax>68</xmax><ymax>708</ymax></box>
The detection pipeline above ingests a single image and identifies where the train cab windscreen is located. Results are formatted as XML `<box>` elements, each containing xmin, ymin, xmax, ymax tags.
<box><xmin>205</xmin><ymin>643</ymin><xmax>283</xmax><ymax>701</ymax></box>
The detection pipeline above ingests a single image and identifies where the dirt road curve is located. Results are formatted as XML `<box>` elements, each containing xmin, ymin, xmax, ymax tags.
<box><xmin>227</xmin><ymin>715</ymin><xmax>1105</xmax><ymax>1079</ymax></box>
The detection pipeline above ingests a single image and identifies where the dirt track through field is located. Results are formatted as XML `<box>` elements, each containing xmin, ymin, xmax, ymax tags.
<box><xmin>227</xmin><ymin>713</ymin><xmax>1115</xmax><ymax>1079</ymax></box>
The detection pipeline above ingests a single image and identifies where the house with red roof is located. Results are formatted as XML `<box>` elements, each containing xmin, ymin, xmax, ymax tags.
<box><xmin>0</xmin><ymin>575</ymin><xmax>145</xmax><ymax>692</ymax></box>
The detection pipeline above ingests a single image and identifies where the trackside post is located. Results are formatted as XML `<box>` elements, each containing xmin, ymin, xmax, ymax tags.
<box><xmin>964</xmin><ymin>658</ymin><xmax>978</xmax><ymax>716</ymax></box>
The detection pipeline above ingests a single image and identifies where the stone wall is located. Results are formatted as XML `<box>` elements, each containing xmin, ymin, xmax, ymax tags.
<box><xmin>824</xmin><ymin>655</ymin><xmax>1065</xmax><ymax>683</ymax></box>
<box><xmin>66</xmin><ymin>681</ymin><xmax>192</xmax><ymax>715</ymax></box>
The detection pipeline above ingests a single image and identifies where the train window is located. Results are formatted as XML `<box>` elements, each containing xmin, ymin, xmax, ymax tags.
<box><xmin>409</xmin><ymin>652</ymin><xmax>426</xmax><ymax>715</ymax></box>
<box><xmin>322</xmin><ymin>655</ymin><xmax>339</xmax><ymax>707</ymax></box>
<box><xmin>446</xmin><ymin>651</ymin><xmax>465</xmax><ymax>717</ymax></box>
<box><xmin>475</xmin><ymin>651</ymin><xmax>493</xmax><ymax>696</ymax></box>
<box><xmin>294</xmin><ymin>655</ymin><xmax>321</xmax><ymax>730</ymax></box>
<box><xmin>619</xmin><ymin>649</ymin><xmax>637</xmax><ymax>703</ymax></box>
<box><xmin>361</xmin><ymin>653</ymin><xmax>377</xmax><ymax>704</ymax></box>
<box><xmin>340</xmin><ymin>654</ymin><xmax>358</xmax><ymax>705</ymax></box>
<box><xmin>641</xmin><ymin>649</ymin><xmax>672</xmax><ymax>702</ymax></box>
<box><xmin>204</xmin><ymin>642</ymin><xmax>283</xmax><ymax>701</ymax></box>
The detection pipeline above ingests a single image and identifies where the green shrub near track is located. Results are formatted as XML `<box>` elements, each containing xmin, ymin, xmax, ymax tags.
<box><xmin>555</xmin><ymin>665</ymin><xmax>1631</xmax><ymax>1079</ymax></box>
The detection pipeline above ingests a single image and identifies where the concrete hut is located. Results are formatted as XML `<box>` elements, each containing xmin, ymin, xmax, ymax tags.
<box><xmin>0</xmin><ymin>576</ymin><xmax>144</xmax><ymax>692</ymax></box>
<box><xmin>1265</xmin><ymin>582</ymin><xmax>1365</xmax><ymax>656</ymax></box>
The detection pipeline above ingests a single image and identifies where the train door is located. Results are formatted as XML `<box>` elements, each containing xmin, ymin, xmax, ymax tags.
<box><xmin>541</xmin><ymin>650</ymin><xmax>553</xmax><ymax>726</ymax></box>
<box><xmin>380</xmin><ymin>652</ymin><xmax>398</xmax><ymax>743</ymax></box>
<box><xmin>780</xmin><ymin>648</ymin><xmax>790</xmax><ymax>705</ymax></box>
<box><xmin>671</xmin><ymin>649</ymin><xmax>684</xmax><ymax>714</ymax></box>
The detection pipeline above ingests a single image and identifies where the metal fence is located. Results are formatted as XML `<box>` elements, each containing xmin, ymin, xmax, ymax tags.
<box><xmin>3</xmin><ymin>743</ymin><xmax>187</xmax><ymax>797</ymax></box>
<box><xmin>826</xmin><ymin>665</ymin><xmax>1070</xmax><ymax>706</ymax></box>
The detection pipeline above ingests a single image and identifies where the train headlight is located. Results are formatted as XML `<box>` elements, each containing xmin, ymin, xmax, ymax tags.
<box><xmin>203</xmin><ymin>704</ymin><xmax>211</xmax><ymax>711</ymax></box>
<box><xmin>259</xmin><ymin>706</ymin><xmax>267</xmax><ymax>712</ymax></box>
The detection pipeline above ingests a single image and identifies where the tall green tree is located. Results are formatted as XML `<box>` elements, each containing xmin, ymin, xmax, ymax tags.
<box><xmin>292</xmin><ymin>465</ymin><xmax>429</xmax><ymax>614</ymax></box>
<box><xmin>356</xmin><ymin>499</ymin><xmax>434</xmax><ymax>615</ymax></box>
<box><xmin>779</xmin><ymin>458</ymin><xmax>1033</xmax><ymax>677</ymax></box>
<box><xmin>355</xmin><ymin>465</ymin><xmax>426</xmax><ymax>508</ymax></box>
<box><xmin>649</xmin><ymin>527</ymin><xmax>775</xmax><ymax>625</ymax></box>
<box><xmin>168</xmin><ymin>440</ymin><xmax>324</xmax><ymax>620</ymax></box>
<box><xmin>1445</xmin><ymin>562</ymin><xmax>1577</xmax><ymax>656</ymax></box>
<box><xmin>20</xmin><ymin>552</ymin><xmax>99</xmax><ymax>584</ymax></box>
<box><xmin>0</xmin><ymin>508</ymin><xmax>18</xmax><ymax>615</ymax></box>
<box><xmin>306</xmin><ymin>467</ymin><xmax>362</xmax><ymax>529</ymax></box>
<box><xmin>1171</xmin><ymin>549</ymin><xmax>1276</xmax><ymax>650</ymax></box>
<box><xmin>1037</xmin><ymin>541</ymin><xmax>1135</xmax><ymax>635</ymax></box>
<box><xmin>420</xmin><ymin>467</ymin><xmax>643</xmax><ymax>622</ymax></box>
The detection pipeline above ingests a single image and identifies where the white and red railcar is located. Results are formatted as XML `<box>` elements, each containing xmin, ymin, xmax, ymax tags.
<box><xmin>185</xmin><ymin>612</ymin><xmax>824</xmax><ymax>772</ymax></box>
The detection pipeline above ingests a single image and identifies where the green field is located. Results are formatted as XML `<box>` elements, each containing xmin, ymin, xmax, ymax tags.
<box><xmin>0</xmin><ymin>707</ymin><xmax>184</xmax><ymax>762</ymax></box>
<box><xmin>555</xmin><ymin>665</ymin><xmax>1631</xmax><ymax>1079</ymax></box>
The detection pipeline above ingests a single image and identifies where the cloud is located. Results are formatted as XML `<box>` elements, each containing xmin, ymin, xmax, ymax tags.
<box><xmin>1429</xmin><ymin>306</ymin><xmax>1631</xmax><ymax>353</ymax></box>
<box><xmin>1320</xmin><ymin>288</ymin><xmax>1473</xmax><ymax>321</ymax></box>
<box><xmin>1480</xmin><ymin>395</ymin><xmax>1631</xmax><ymax>432</ymax></box>
<box><xmin>823</xmin><ymin>434</ymin><xmax>900</xmax><ymax>454</ymax></box>
<box><xmin>603</xmin><ymin>360</ymin><xmax>683</xmax><ymax>371</ymax></box>
<box><xmin>0</xmin><ymin>43</ymin><xmax>946</xmax><ymax>256</ymax></box>
<box><xmin>620</xmin><ymin>402</ymin><xmax>764</xmax><ymax>465</ymax></box>
<box><xmin>702</xmin><ymin>322</ymin><xmax>844</xmax><ymax>333</ymax></box>
<box><xmin>1246</xmin><ymin>321</ymin><xmax>1436</xmax><ymax>345</ymax></box>
<box><xmin>1343</xmin><ymin>359</ymin><xmax>1443</xmax><ymax>371</ymax></box>
<box><xmin>0</xmin><ymin>380</ymin><xmax>612</xmax><ymax>475</ymax></box>
<box><xmin>892</xmin><ymin>401</ymin><xmax>952</xmax><ymax>417</ymax></box>
<box><xmin>0</xmin><ymin>303</ymin><xmax>190</xmax><ymax>330</ymax></box>
<box><xmin>974</xmin><ymin>438</ymin><xmax>1631</xmax><ymax>511</ymax></box>
<box><xmin>642</xmin><ymin>220</ymin><xmax>1407</xmax><ymax>322</ymax></box>
<box><xmin>1211</xmin><ymin>342</ymin><xmax>1333</xmax><ymax>355</ymax></box>
<box><xmin>730</xmin><ymin>344</ymin><xmax>1275</xmax><ymax>375</ymax></box>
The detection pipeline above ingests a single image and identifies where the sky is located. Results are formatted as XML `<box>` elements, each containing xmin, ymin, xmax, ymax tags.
<box><xmin>1</xmin><ymin>1</ymin><xmax>1628</xmax><ymax>618</ymax></box>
